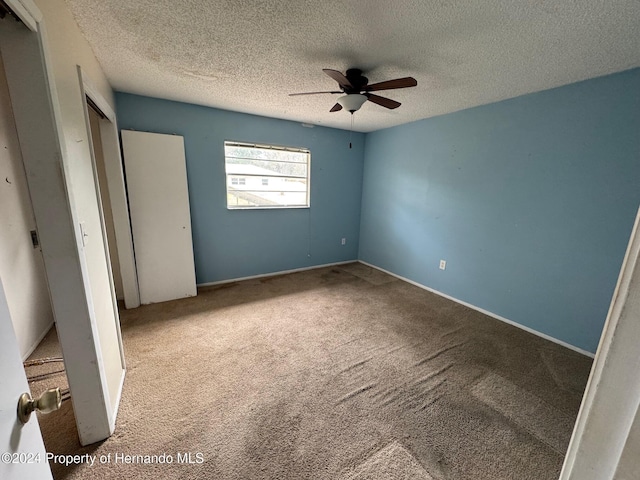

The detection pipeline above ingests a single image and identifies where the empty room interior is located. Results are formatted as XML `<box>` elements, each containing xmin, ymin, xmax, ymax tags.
<box><xmin>1</xmin><ymin>0</ymin><xmax>639</xmax><ymax>479</ymax></box>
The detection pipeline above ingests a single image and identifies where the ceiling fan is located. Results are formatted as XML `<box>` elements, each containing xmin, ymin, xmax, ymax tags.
<box><xmin>290</xmin><ymin>68</ymin><xmax>417</xmax><ymax>113</ymax></box>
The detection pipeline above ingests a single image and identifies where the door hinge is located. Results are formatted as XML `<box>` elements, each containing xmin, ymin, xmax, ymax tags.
<box><xmin>30</xmin><ymin>229</ymin><xmax>39</xmax><ymax>248</ymax></box>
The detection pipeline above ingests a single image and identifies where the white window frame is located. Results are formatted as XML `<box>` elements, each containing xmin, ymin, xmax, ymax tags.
<box><xmin>224</xmin><ymin>141</ymin><xmax>311</xmax><ymax>210</ymax></box>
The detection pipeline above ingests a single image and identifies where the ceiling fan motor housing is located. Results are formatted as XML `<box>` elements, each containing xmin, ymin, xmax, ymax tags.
<box><xmin>344</xmin><ymin>69</ymin><xmax>368</xmax><ymax>93</ymax></box>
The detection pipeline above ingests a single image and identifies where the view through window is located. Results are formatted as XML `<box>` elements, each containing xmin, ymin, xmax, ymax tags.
<box><xmin>224</xmin><ymin>141</ymin><xmax>310</xmax><ymax>209</ymax></box>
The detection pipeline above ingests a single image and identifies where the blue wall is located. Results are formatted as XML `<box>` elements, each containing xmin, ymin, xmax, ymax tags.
<box><xmin>116</xmin><ymin>68</ymin><xmax>640</xmax><ymax>353</ymax></box>
<box><xmin>359</xmin><ymin>68</ymin><xmax>640</xmax><ymax>353</ymax></box>
<box><xmin>115</xmin><ymin>93</ymin><xmax>365</xmax><ymax>284</ymax></box>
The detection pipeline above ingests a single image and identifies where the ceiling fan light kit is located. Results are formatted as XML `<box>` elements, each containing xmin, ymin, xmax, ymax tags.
<box><xmin>337</xmin><ymin>94</ymin><xmax>368</xmax><ymax>113</ymax></box>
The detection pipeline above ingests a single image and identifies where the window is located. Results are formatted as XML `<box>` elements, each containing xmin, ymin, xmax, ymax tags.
<box><xmin>224</xmin><ymin>141</ymin><xmax>310</xmax><ymax>209</ymax></box>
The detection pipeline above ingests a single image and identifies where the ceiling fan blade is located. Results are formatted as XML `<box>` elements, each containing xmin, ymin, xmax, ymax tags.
<box><xmin>365</xmin><ymin>77</ymin><xmax>417</xmax><ymax>92</ymax></box>
<box><xmin>289</xmin><ymin>90</ymin><xmax>342</xmax><ymax>96</ymax></box>
<box><xmin>323</xmin><ymin>69</ymin><xmax>353</xmax><ymax>89</ymax></box>
<box><xmin>330</xmin><ymin>103</ymin><xmax>343</xmax><ymax>112</ymax></box>
<box><xmin>365</xmin><ymin>94</ymin><xmax>401</xmax><ymax>109</ymax></box>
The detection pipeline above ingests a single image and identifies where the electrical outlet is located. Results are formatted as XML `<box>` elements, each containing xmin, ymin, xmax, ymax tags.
<box><xmin>439</xmin><ymin>259</ymin><xmax>446</xmax><ymax>270</ymax></box>
<box><xmin>341</xmin><ymin>238</ymin><xmax>346</xmax><ymax>245</ymax></box>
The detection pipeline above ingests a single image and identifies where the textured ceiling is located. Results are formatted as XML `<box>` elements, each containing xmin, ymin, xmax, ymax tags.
<box><xmin>64</xmin><ymin>0</ymin><xmax>640</xmax><ymax>132</ymax></box>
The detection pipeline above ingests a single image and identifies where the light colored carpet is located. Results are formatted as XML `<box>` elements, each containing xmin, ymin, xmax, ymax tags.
<box><xmin>29</xmin><ymin>263</ymin><xmax>593</xmax><ymax>479</ymax></box>
<box><xmin>341</xmin><ymin>442</ymin><xmax>434</xmax><ymax>480</ymax></box>
<box><xmin>471</xmin><ymin>373</ymin><xmax>577</xmax><ymax>454</ymax></box>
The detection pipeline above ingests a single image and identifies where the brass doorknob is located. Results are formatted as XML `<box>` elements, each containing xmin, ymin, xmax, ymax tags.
<box><xmin>17</xmin><ymin>388</ymin><xmax>62</xmax><ymax>425</ymax></box>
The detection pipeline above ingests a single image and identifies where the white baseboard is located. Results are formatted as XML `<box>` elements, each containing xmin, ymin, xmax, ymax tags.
<box><xmin>358</xmin><ymin>260</ymin><xmax>595</xmax><ymax>358</ymax></box>
<box><xmin>197</xmin><ymin>260</ymin><xmax>357</xmax><ymax>288</ymax></box>
<box><xmin>22</xmin><ymin>320</ymin><xmax>55</xmax><ymax>361</ymax></box>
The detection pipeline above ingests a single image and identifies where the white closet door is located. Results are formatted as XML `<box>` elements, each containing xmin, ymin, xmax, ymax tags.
<box><xmin>121</xmin><ymin>130</ymin><xmax>196</xmax><ymax>304</ymax></box>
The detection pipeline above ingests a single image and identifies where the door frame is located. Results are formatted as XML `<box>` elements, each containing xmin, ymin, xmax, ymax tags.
<box><xmin>1</xmin><ymin>0</ymin><xmax>120</xmax><ymax>445</ymax></box>
<box><xmin>560</xmin><ymin>205</ymin><xmax>640</xmax><ymax>479</ymax></box>
<box><xmin>78</xmin><ymin>66</ymin><xmax>140</xmax><ymax>311</ymax></box>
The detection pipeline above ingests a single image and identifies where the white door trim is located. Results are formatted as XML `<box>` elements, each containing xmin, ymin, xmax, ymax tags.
<box><xmin>78</xmin><ymin>68</ymin><xmax>140</xmax><ymax>309</ymax></box>
<box><xmin>560</xmin><ymin>205</ymin><xmax>640</xmax><ymax>479</ymax></box>
<box><xmin>3</xmin><ymin>0</ymin><xmax>40</xmax><ymax>31</ymax></box>
<box><xmin>79</xmin><ymin>65</ymin><xmax>138</xmax><ymax>318</ymax></box>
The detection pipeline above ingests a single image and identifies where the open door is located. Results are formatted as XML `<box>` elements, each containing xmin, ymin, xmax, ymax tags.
<box><xmin>0</xmin><ymin>277</ymin><xmax>52</xmax><ymax>480</ymax></box>
<box><xmin>0</xmin><ymin>1</ymin><xmax>124</xmax><ymax>446</ymax></box>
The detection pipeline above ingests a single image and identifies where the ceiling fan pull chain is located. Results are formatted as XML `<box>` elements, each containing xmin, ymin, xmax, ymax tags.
<box><xmin>349</xmin><ymin>114</ymin><xmax>353</xmax><ymax>149</ymax></box>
